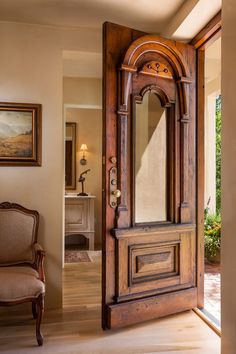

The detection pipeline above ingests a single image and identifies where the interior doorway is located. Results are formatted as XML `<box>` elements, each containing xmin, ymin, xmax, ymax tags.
<box><xmin>62</xmin><ymin>50</ymin><xmax>103</xmax><ymax>313</ymax></box>
<box><xmin>64</xmin><ymin>105</ymin><xmax>102</xmax><ymax>254</ymax></box>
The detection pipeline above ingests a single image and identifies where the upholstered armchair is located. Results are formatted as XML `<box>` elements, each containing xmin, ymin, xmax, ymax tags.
<box><xmin>0</xmin><ymin>202</ymin><xmax>45</xmax><ymax>346</ymax></box>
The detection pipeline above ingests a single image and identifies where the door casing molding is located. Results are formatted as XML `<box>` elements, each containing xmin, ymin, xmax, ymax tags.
<box><xmin>190</xmin><ymin>11</ymin><xmax>221</xmax><ymax>309</ymax></box>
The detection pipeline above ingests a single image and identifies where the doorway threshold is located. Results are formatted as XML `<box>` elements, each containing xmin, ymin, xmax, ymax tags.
<box><xmin>193</xmin><ymin>308</ymin><xmax>221</xmax><ymax>337</ymax></box>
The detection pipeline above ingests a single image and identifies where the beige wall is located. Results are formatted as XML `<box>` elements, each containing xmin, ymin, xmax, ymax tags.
<box><xmin>0</xmin><ymin>23</ymin><xmax>63</xmax><ymax>308</ymax></box>
<box><xmin>0</xmin><ymin>21</ymin><xmax>101</xmax><ymax>308</ymax></box>
<box><xmin>65</xmin><ymin>107</ymin><xmax>102</xmax><ymax>245</ymax></box>
<box><xmin>63</xmin><ymin>77</ymin><xmax>102</xmax><ymax>107</ymax></box>
<box><xmin>222</xmin><ymin>0</ymin><xmax>236</xmax><ymax>352</ymax></box>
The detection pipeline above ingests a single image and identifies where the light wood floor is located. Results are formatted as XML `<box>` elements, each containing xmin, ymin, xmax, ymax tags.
<box><xmin>0</xmin><ymin>252</ymin><xmax>220</xmax><ymax>354</ymax></box>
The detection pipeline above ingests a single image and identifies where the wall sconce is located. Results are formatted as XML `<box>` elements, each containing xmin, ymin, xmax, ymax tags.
<box><xmin>80</xmin><ymin>143</ymin><xmax>88</xmax><ymax>165</ymax></box>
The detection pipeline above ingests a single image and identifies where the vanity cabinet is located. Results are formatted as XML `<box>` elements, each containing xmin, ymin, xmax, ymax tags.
<box><xmin>65</xmin><ymin>195</ymin><xmax>95</xmax><ymax>250</ymax></box>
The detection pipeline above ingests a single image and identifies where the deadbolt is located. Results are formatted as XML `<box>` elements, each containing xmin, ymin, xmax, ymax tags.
<box><xmin>111</xmin><ymin>179</ymin><xmax>117</xmax><ymax>186</ymax></box>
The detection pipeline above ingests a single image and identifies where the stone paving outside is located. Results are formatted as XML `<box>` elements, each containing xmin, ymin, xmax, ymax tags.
<box><xmin>204</xmin><ymin>262</ymin><xmax>221</xmax><ymax>326</ymax></box>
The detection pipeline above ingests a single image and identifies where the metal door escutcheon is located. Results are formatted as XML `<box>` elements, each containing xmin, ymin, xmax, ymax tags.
<box><xmin>109</xmin><ymin>167</ymin><xmax>120</xmax><ymax>208</ymax></box>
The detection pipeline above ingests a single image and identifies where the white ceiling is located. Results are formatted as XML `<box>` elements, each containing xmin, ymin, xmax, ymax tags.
<box><xmin>0</xmin><ymin>0</ymin><xmax>185</xmax><ymax>33</ymax></box>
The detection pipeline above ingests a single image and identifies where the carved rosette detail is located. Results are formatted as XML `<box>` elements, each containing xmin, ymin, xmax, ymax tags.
<box><xmin>139</xmin><ymin>61</ymin><xmax>173</xmax><ymax>79</ymax></box>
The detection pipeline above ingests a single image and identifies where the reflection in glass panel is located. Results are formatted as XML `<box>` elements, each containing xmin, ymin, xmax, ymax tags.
<box><xmin>135</xmin><ymin>92</ymin><xmax>167</xmax><ymax>223</ymax></box>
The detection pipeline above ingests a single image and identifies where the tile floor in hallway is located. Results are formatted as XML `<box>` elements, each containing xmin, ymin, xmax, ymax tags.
<box><xmin>204</xmin><ymin>262</ymin><xmax>221</xmax><ymax>327</ymax></box>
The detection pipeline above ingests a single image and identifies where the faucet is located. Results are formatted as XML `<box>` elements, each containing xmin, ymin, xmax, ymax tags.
<box><xmin>78</xmin><ymin>169</ymin><xmax>91</xmax><ymax>196</ymax></box>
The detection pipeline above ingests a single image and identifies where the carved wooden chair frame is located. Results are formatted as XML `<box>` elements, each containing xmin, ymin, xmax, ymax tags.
<box><xmin>0</xmin><ymin>202</ymin><xmax>45</xmax><ymax>346</ymax></box>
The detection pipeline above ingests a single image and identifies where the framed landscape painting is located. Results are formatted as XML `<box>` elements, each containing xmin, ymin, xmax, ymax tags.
<box><xmin>0</xmin><ymin>102</ymin><xmax>42</xmax><ymax>166</ymax></box>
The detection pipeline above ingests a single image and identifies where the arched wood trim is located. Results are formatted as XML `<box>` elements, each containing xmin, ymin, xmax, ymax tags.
<box><xmin>123</xmin><ymin>35</ymin><xmax>190</xmax><ymax>77</ymax></box>
<box><xmin>119</xmin><ymin>35</ymin><xmax>192</xmax><ymax>121</ymax></box>
<box><xmin>135</xmin><ymin>85</ymin><xmax>173</xmax><ymax>108</ymax></box>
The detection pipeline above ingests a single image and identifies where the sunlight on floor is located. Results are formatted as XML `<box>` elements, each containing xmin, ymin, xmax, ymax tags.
<box><xmin>204</xmin><ymin>263</ymin><xmax>221</xmax><ymax>328</ymax></box>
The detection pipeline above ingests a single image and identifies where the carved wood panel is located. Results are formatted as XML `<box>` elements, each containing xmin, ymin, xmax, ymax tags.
<box><xmin>131</xmin><ymin>243</ymin><xmax>179</xmax><ymax>283</ymax></box>
<box><xmin>113</xmin><ymin>224</ymin><xmax>195</xmax><ymax>302</ymax></box>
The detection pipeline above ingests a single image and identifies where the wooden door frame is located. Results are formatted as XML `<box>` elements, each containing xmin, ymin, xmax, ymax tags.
<box><xmin>190</xmin><ymin>11</ymin><xmax>221</xmax><ymax>308</ymax></box>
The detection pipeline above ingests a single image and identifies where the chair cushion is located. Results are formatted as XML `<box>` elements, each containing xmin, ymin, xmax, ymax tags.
<box><xmin>0</xmin><ymin>209</ymin><xmax>37</xmax><ymax>265</ymax></box>
<box><xmin>0</xmin><ymin>266</ymin><xmax>45</xmax><ymax>302</ymax></box>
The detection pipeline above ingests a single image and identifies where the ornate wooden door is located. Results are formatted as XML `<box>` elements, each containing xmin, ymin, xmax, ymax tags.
<box><xmin>102</xmin><ymin>22</ymin><xmax>198</xmax><ymax>329</ymax></box>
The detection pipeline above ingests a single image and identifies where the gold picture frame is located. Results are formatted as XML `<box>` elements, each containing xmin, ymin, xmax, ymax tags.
<box><xmin>0</xmin><ymin>102</ymin><xmax>42</xmax><ymax>166</ymax></box>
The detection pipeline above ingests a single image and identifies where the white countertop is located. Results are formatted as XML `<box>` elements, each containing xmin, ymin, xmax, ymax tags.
<box><xmin>65</xmin><ymin>194</ymin><xmax>96</xmax><ymax>199</ymax></box>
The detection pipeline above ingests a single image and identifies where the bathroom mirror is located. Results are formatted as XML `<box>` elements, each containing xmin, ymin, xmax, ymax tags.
<box><xmin>135</xmin><ymin>92</ymin><xmax>167</xmax><ymax>224</ymax></box>
<box><xmin>65</xmin><ymin>122</ymin><xmax>76</xmax><ymax>190</ymax></box>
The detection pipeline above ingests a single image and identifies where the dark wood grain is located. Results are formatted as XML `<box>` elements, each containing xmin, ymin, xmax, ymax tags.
<box><xmin>113</xmin><ymin>225</ymin><xmax>195</xmax><ymax>302</ymax></box>
<box><xmin>36</xmin><ymin>294</ymin><xmax>44</xmax><ymax>346</ymax></box>
<box><xmin>103</xmin><ymin>22</ymin><xmax>197</xmax><ymax>330</ymax></box>
<box><xmin>107</xmin><ymin>288</ymin><xmax>198</xmax><ymax>329</ymax></box>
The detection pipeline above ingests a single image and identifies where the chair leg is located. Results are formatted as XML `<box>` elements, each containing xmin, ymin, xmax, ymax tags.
<box><xmin>35</xmin><ymin>294</ymin><xmax>44</xmax><ymax>346</ymax></box>
<box><xmin>32</xmin><ymin>301</ymin><xmax>37</xmax><ymax>319</ymax></box>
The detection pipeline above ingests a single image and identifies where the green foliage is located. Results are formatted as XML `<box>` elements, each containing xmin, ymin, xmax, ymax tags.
<box><xmin>204</xmin><ymin>207</ymin><xmax>221</xmax><ymax>259</ymax></box>
<box><xmin>216</xmin><ymin>95</ymin><xmax>221</xmax><ymax>215</ymax></box>
<box><xmin>204</xmin><ymin>96</ymin><xmax>221</xmax><ymax>261</ymax></box>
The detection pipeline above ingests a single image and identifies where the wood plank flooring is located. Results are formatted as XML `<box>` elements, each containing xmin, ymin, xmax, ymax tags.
<box><xmin>0</xmin><ymin>252</ymin><xmax>220</xmax><ymax>354</ymax></box>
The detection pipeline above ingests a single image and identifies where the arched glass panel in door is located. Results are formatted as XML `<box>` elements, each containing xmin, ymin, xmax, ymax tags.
<box><xmin>135</xmin><ymin>92</ymin><xmax>168</xmax><ymax>224</ymax></box>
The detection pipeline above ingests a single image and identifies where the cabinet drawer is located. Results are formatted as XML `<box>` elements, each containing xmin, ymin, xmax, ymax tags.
<box><xmin>65</xmin><ymin>199</ymin><xmax>89</xmax><ymax>232</ymax></box>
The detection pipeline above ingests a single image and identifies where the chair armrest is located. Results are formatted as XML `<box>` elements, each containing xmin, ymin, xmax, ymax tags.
<box><xmin>33</xmin><ymin>243</ymin><xmax>45</xmax><ymax>283</ymax></box>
